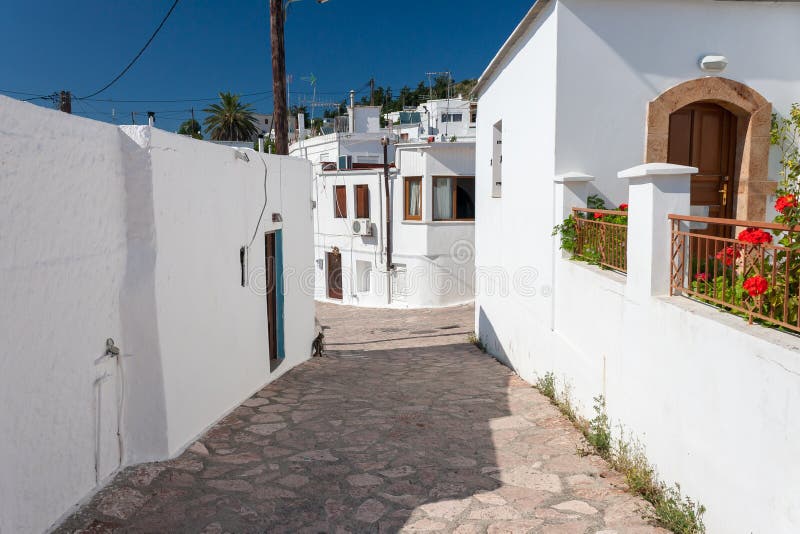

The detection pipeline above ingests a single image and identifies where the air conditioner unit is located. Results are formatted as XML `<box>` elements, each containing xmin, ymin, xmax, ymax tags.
<box><xmin>352</xmin><ymin>218</ymin><xmax>372</xmax><ymax>236</ymax></box>
<box><xmin>338</xmin><ymin>155</ymin><xmax>352</xmax><ymax>170</ymax></box>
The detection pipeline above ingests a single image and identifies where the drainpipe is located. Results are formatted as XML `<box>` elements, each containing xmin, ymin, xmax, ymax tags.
<box><xmin>382</xmin><ymin>136</ymin><xmax>393</xmax><ymax>303</ymax></box>
<box><xmin>349</xmin><ymin>90</ymin><xmax>355</xmax><ymax>133</ymax></box>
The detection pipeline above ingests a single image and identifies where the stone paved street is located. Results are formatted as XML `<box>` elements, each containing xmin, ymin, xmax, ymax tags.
<box><xmin>57</xmin><ymin>303</ymin><xmax>667</xmax><ymax>533</ymax></box>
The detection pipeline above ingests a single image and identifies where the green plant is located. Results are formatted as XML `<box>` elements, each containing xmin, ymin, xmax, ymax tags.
<box><xmin>177</xmin><ymin>118</ymin><xmax>203</xmax><ymax>139</ymax></box>
<box><xmin>535</xmin><ymin>372</ymin><xmax>556</xmax><ymax>400</ymax></box>
<box><xmin>467</xmin><ymin>332</ymin><xmax>486</xmax><ymax>352</ymax></box>
<box><xmin>553</xmin><ymin>196</ymin><xmax>629</xmax><ymax>268</ymax></box>
<box><xmin>551</xmin><ymin>215</ymin><xmax>577</xmax><ymax>253</ymax></box>
<box><xmin>587</xmin><ymin>395</ymin><xmax>611</xmax><ymax>455</ymax></box>
<box><xmin>203</xmin><ymin>92</ymin><xmax>259</xmax><ymax>141</ymax></box>
<box><xmin>614</xmin><ymin>438</ymin><xmax>706</xmax><ymax>533</ymax></box>
<box><xmin>532</xmin><ymin>374</ymin><xmax>706</xmax><ymax>533</ymax></box>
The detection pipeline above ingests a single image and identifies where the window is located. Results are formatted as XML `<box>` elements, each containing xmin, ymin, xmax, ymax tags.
<box><xmin>492</xmin><ymin>120</ymin><xmax>502</xmax><ymax>198</ymax></box>
<box><xmin>355</xmin><ymin>184</ymin><xmax>370</xmax><ymax>218</ymax></box>
<box><xmin>433</xmin><ymin>177</ymin><xmax>475</xmax><ymax>221</ymax></box>
<box><xmin>334</xmin><ymin>185</ymin><xmax>347</xmax><ymax>218</ymax></box>
<box><xmin>404</xmin><ymin>177</ymin><xmax>422</xmax><ymax>220</ymax></box>
<box><xmin>441</xmin><ymin>113</ymin><xmax>463</xmax><ymax>123</ymax></box>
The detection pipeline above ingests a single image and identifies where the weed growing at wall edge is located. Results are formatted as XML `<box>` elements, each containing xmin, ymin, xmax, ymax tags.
<box><xmin>533</xmin><ymin>372</ymin><xmax>706</xmax><ymax>534</ymax></box>
<box><xmin>467</xmin><ymin>332</ymin><xmax>487</xmax><ymax>353</ymax></box>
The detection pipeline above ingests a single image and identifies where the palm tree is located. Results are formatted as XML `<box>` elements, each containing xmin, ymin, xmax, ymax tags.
<box><xmin>177</xmin><ymin>118</ymin><xmax>203</xmax><ymax>139</ymax></box>
<box><xmin>203</xmin><ymin>92</ymin><xmax>259</xmax><ymax>141</ymax></box>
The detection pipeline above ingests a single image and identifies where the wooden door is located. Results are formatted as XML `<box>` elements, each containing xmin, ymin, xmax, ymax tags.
<box><xmin>326</xmin><ymin>251</ymin><xmax>343</xmax><ymax>300</ymax></box>
<box><xmin>265</xmin><ymin>232</ymin><xmax>278</xmax><ymax>360</ymax></box>
<box><xmin>668</xmin><ymin>103</ymin><xmax>737</xmax><ymax>237</ymax></box>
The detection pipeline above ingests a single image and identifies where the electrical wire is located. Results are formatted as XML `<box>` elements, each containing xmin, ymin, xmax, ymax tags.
<box><xmin>80</xmin><ymin>0</ymin><xmax>181</xmax><ymax>99</ymax></box>
<box><xmin>248</xmin><ymin>154</ymin><xmax>270</xmax><ymax>248</ymax></box>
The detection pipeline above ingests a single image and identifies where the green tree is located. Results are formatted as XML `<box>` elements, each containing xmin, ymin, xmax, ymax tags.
<box><xmin>177</xmin><ymin>118</ymin><xmax>203</xmax><ymax>139</ymax></box>
<box><xmin>202</xmin><ymin>92</ymin><xmax>259</xmax><ymax>141</ymax></box>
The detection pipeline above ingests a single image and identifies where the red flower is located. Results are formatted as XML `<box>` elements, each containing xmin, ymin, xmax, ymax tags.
<box><xmin>775</xmin><ymin>194</ymin><xmax>797</xmax><ymax>214</ymax></box>
<box><xmin>695</xmin><ymin>273</ymin><xmax>708</xmax><ymax>282</ymax></box>
<box><xmin>619</xmin><ymin>203</ymin><xmax>629</xmax><ymax>211</ymax></box>
<box><xmin>715</xmin><ymin>246</ymin><xmax>740</xmax><ymax>266</ymax></box>
<box><xmin>743</xmin><ymin>275</ymin><xmax>769</xmax><ymax>297</ymax></box>
<box><xmin>737</xmin><ymin>227</ymin><xmax>772</xmax><ymax>245</ymax></box>
<box><xmin>593</xmin><ymin>212</ymin><xmax>604</xmax><ymax>220</ymax></box>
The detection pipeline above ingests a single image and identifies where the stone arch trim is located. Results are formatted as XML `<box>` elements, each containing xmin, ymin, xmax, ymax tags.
<box><xmin>645</xmin><ymin>77</ymin><xmax>774</xmax><ymax>221</ymax></box>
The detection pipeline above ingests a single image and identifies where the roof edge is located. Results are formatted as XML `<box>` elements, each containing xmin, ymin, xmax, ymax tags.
<box><xmin>472</xmin><ymin>0</ymin><xmax>553</xmax><ymax>98</ymax></box>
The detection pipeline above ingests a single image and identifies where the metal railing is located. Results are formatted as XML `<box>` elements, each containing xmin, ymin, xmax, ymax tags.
<box><xmin>669</xmin><ymin>214</ymin><xmax>800</xmax><ymax>334</ymax></box>
<box><xmin>572</xmin><ymin>208</ymin><xmax>628</xmax><ymax>273</ymax></box>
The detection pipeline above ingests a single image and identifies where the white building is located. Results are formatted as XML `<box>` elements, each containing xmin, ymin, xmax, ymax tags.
<box><xmin>473</xmin><ymin>1</ymin><xmax>800</xmax><ymax>532</ymax></box>
<box><xmin>311</xmin><ymin>141</ymin><xmax>476</xmax><ymax>308</ymax></box>
<box><xmin>387</xmin><ymin>96</ymin><xmax>477</xmax><ymax>142</ymax></box>
<box><xmin>0</xmin><ymin>95</ymin><xmax>315</xmax><ymax>533</ymax></box>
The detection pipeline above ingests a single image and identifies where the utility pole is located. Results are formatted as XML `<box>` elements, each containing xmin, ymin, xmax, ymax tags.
<box><xmin>58</xmin><ymin>91</ymin><xmax>72</xmax><ymax>114</ymax></box>
<box><xmin>270</xmin><ymin>0</ymin><xmax>289</xmax><ymax>155</ymax></box>
<box><xmin>370</xmin><ymin>77</ymin><xmax>375</xmax><ymax>106</ymax></box>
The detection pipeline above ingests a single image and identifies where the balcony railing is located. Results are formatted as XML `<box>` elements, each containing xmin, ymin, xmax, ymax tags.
<box><xmin>572</xmin><ymin>208</ymin><xmax>628</xmax><ymax>273</ymax></box>
<box><xmin>669</xmin><ymin>215</ymin><xmax>800</xmax><ymax>334</ymax></box>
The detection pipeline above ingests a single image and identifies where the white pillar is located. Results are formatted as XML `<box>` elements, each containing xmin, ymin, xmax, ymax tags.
<box><xmin>553</xmin><ymin>172</ymin><xmax>594</xmax><ymax>223</ymax></box>
<box><xmin>619</xmin><ymin>163</ymin><xmax>696</xmax><ymax>302</ymax></box>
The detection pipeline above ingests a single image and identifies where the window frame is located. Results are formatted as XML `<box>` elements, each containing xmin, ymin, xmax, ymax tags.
<box><xmin>334</xmin><ymin>185</ymin><xmax>347</xmax><ymax>218</ymax></box>
<box><xmin>355</xmin><ymin>184</ymin><xmax>370</xmax><ymax>219</ymax></box>
<box><xmin>432</xmin><ymin>176</ymin><xmax>475</xmax><ymax>221</ymax></box>
<box><xmin>404</xmin><ymin>176</ymin><xmax>422</xmax><ymax>221</ymax></box>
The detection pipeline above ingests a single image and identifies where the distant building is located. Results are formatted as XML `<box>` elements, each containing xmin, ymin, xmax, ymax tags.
<box><xmin>289</xmin><ymin>91</ymin><xmax>476</xmax><ymax>308</ymax></box>
<box><xmin>387</xmin><ymin>96</ymin><xmax>477</xmax><ymax>142</ymax></box>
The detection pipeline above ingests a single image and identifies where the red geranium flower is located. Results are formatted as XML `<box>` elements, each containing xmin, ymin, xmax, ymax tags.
<box><xmin>619</xmin><ymin>203</ymin><xmax>629</xmax><ymax>211</ymax></box>
<box><xmin>715</xmin><ymin>246</ymin><xmax>740</xmax><ymax>266</ymax></box>
<box><xmin>593</xmin><ymin>212</ymin><xmax>604</xmax><ymax>220</ymax></box>
<box><xmin>737</xmin><ymin>227</ymin><xmax>772</xmax><ymax>245</ymax></box>
<box><xmin>775</xmin><ymin>194</ymin><xmax>797</xmax><ymax>214</ymax></box>
<box><xmin>743</xmin><ymin>275</ymin><xmax>769</xmax><ymax>297</ymax></box>
<box><xmin>695</xmin><ymin>273</ymin><xmax>708</xmax><ymax>281</ymax></box>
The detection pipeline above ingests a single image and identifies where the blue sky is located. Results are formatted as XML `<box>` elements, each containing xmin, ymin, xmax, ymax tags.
<box><xmin>0</xmin><ymin>1</ymin><xmax>531</xmax><ymax>132</ymax></box>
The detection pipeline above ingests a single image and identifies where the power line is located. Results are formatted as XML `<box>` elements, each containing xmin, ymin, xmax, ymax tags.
<box><xmin>81</xmin><ymin>89</ymin><xmax>273</xmax><ymax>104</ymax></box>
<box><xmin>80</xmin><ymin>0</ymin><xmax>181</xmax><ymax>100</ymax></box>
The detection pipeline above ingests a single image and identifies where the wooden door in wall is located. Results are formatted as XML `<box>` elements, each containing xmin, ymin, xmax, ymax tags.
<box><xmin>326</xmin><ymin>251</ymin><xmax>343</xmax><ymax>300</ymax></box>
<box><xmin>667</xmin><ymin>102</ymin><xmax>737</xmax><ymax>238</ymax></box>
<box><xmin>265</xmin><ymin>232</ymin><xmax>279</xmax><ymax>361</ymax></box>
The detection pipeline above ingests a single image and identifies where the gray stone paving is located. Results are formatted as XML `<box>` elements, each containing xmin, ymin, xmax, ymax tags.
<box><xmin>56</xmin><ymin>302</ymin><xmax>667</xmax><ymax>533</ymax></box>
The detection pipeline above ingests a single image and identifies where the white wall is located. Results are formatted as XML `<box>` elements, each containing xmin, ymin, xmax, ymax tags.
<box><xmin>0</xmin><ymin>96</ymin><xmax>315</xmax><ymax>533</ymax></box>
<box><xmin>541</xmin><ymin>259</ymin><xmax>800</xmax><ymax>533</ymax></box>
<box><xmin>554</xmin><ymin>0</ymin><xmax>800</xmax><ymax>205</ymax></box>
<box><xmin>0</xmin><ymin>97</ymin><xmax>131</xmax><ymax>534</ymax></box>
<box><xmin>474</xmin><ymin>0</ymin><xmax>559</xmax><ymax>371</ymax></box>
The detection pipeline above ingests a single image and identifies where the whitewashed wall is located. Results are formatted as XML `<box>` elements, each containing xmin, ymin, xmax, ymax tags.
<box><xmin>555</xmin><ymin>0</ymin><xmax>800</xmax><ymax>205</ymax></box>
<box><xmin>0</xmin><ymin>96</ymin><xmax>314</xmax><ymax>533</ymax></box>
<box><xmin>474</xmin><ymin>0</ymin><xmax>559</xmax><ymax>369</ymax></box>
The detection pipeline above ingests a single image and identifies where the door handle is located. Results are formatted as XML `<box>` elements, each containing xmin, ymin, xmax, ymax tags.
<box><xmin>719</xmin><ymin>182</ymin><xmax>728</xmax><ymax>207</ymax></box>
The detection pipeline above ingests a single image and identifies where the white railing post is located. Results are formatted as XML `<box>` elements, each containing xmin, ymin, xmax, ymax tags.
<box><xmin>553</xmin><ymin>172</ymin><xmax>595</xmax><ymax>223</ymax></box>
<box><xmin>619</xmin><ymin>163</ymin><xmax>696</xmax><ymax>302</ymax></box>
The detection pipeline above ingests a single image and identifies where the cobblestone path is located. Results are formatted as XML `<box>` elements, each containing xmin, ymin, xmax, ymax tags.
<box><xmin>57</xmin><ymin>303</ymin><xmax>667</xmax><ymax>533</ymax></box>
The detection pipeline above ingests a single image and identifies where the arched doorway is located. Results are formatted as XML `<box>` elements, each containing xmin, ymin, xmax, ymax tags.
<box><xmin>645</xmin><ymin>77</ymin><xmax>774</xmax><ymax>222</ymax></box>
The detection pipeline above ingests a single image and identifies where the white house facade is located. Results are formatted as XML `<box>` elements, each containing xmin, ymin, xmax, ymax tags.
<box><xmin>309</xmin><ymin>140</ymin><xmax>476</xmax><ymax>308</ymax></box>
<box><xmin>473</xmin><ymin>1</ymin><xmax>800</xmax><ymax>532</ymax></box>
